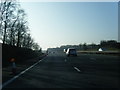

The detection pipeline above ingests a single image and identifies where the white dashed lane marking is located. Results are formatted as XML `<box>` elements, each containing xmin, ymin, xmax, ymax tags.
<box><xmin>74</xmin><ymin>67</ymin><xmax>81</xmax><ymax>72</ymax></box>
<box><xmin>65</xmin><ymin>59</ymin><xmax>67</xmax><ymax>62</ymax></box>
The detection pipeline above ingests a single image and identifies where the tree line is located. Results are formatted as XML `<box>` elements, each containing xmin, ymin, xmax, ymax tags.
<box><xmin>60</xmin><ymin>40</ymin><xmax>120</xmax><ymax>51</ymax></box>
<box><xmin>0</xmin><ymin>0</ymin><xmax>41</xmax><ymax>51</ymax></box>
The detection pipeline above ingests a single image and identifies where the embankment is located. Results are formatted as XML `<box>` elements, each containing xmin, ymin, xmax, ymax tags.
<box><xmin>2</xmin><ymin>44</ymin><xmax>45</xmax><ymax>67</ymax></box>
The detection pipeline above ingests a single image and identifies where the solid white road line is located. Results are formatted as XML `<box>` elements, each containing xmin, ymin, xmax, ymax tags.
<box><xmin>74</xmin><ymin>67</ymin><xmax>81</xmax><ymax>72</ymax></box>
<box><xmin>2</xmin><ymin>58</ymin><xmax>45</xmax><ymax>88</ymax></box>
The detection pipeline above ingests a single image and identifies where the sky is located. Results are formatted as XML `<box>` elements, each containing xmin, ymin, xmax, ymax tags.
<box><xmin>19</xmin><ymin>1</ymin><xmax>118</xmax><ymax>50</ymax></box>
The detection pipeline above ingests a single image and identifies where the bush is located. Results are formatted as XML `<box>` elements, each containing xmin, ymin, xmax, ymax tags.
<box><xmin>2</xmin><ymin>44</ymin><xmax>41</xmax><ymax>67</ymax></box>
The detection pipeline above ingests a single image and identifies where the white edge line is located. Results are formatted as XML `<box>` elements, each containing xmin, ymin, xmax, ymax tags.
<box><xmin>74</xmin><ymin>67</ymin><xmax>81</xmax><ymax>72</ymax></box>
<box><xmin>1</xmin><ymin>57</ymin><xmax>46</xmax><ymax>88</ymax></box>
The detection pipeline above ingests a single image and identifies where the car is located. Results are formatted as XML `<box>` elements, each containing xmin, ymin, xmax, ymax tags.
<box><xmin>63</xmin><ymin>49</ymin><xmax>67</xmax><ymax>53</ymax></box>
<box><xmin>66</xmin><ymin>48</ymin><xmax>77</xmax><ymax>56</ymax></box>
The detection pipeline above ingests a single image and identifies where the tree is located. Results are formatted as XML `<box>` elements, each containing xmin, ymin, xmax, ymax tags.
<box><xmin>0</xmin><ymin>0</ymin><xmax>41</xmax><ymax>50</ymax></box>
<box><xmin>83</xmin><ymin>43</ymin><xmax>88</xmax><ymax>50</ymax></box>
<box><xmin>0</xmin><ymin>0</ymin><xmax>17</xmax><ymax>44</ymax></box>
<box><xmin>32</xmin><ymin>43</ymin><xmax>40</xmax><ymax>51</ymax></box>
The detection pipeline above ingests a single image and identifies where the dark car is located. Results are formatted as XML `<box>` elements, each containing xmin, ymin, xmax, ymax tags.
<box><xmin>66</xmin><ymin>48</ymin><xmax>77</xmax><ymax>56</ymax></box>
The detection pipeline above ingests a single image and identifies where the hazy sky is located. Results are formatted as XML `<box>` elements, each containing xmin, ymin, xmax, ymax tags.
<box><xmin>20</xmin><ymin>1</ymin><xmax>118</xmax><ymax>50</ymax></box>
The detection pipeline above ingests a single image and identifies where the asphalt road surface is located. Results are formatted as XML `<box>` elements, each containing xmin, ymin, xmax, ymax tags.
<box><xmin>3</xmin><ymin>50</ymin><xmax>120</xmax><ymax>89</ymax></box>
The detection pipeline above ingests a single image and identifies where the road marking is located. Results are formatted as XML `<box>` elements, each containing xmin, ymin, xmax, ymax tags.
<box><xmin>65</xmin><ymin>59</ymin><xmax>67</xmax><ymax>62</ymax></box>
<box><xmin>74</xmin><ymin>67</ymin><xmax>81</xmax><ymax>72</ymax></box>
<box><xmin>1</xmin><ymin>58</ymin><xmax>45</xmax><ymax>88</ymax></box>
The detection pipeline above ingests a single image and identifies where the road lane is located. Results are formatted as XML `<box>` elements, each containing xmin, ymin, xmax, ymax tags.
<box><xmin>66</xmin><ymin>53</ymin><xmax>120</xmax><ymax>88</ymax></box>
<box><xmin>3</xmin><ymin>50</ymin><xmax>120</xmax><ymax>88</ymax></box>
<box><xmin>3</xmin><ymin>51</ymin><xmax>82</xmax><ymax>88</ymax></box>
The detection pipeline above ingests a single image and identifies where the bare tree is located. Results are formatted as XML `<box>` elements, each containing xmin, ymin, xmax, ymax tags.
<box><xmin>32</xmin><ymin>43</ymin><xmax>40</xmax><ymax>51</ymax></box>
<box><xmin>16</xmin><ymin>9</ymin><xmax>27</xmax><ymax>47</ymax></box>
<box><xmin>0</xmin><ymin>0</ymin><xmax>41</xmax><ymax>50</ymax></box>
<box><xmin>0</xmin><ymin>0</ymin><xmax>17</xmax><ymax>44</ymax></box>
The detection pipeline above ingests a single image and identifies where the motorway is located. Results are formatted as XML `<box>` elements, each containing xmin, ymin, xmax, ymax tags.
<box><xmin>3</xmin><ymin>50</ymin><xmax>120</xmax><ymax>88</ymax></box>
